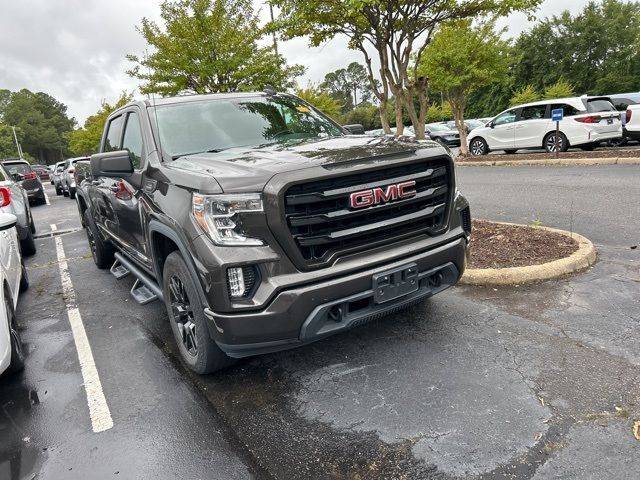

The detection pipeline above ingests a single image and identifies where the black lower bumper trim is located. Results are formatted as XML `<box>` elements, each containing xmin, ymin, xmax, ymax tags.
<box><xmin>215</xmin><ymin>262</ymin><xmax>458</xmax><ymax>358</ymax></box>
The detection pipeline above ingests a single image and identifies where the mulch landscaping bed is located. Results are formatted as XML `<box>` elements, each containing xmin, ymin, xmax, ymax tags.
<box><xmin>457</xmin><ymin>148</ymin><xmax>640</xmax><ymax>162</ymax></box>
<box><xmin>468</xmin><ymin>220</ymin><xmax>579</xmax><ymax>269</ymax></box>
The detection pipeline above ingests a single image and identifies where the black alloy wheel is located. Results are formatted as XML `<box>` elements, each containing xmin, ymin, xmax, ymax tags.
<box><xmin>168</xmin><ymin>275</ymin><xmax>198</xmax><ymax>357</ymax></box>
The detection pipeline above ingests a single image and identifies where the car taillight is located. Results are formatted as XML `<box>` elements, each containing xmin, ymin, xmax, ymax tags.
<box><xmin>574</xmin><ymin>115</ymin><xmax>602</xmax><ymax>124</ymax></box>
<box><xmin>0</xmin><ymin>187</ymin><xmax>11</xmax><ymax>207</ymax></box>
<box><xmin>68</xmin><ymin>168</ymin><xmax>75</xmax><ymax>174</ymax></box>
<box><xmin>23</xmin><ymin>172</ymin><xmax>37</xmax><ymax>180</ymax></box>
<box><xmin>626</xmin><ymin>110</ymin><xmax>632</xmax><ymax>123</ymax></box>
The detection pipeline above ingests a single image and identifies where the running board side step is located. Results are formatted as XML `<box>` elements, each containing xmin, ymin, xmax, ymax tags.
<box><xmin>113</xmin><ymin>253</ymin><xmax>164</xmax><ymax>304</ymax></box>
<box><xmin>110</xmin><ymin>259</ymin><xmax>131</xmax><ymax>279</ymax></box>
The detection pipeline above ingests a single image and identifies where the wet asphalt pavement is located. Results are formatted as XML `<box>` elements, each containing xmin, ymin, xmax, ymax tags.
<box><xmin>1</xmin><ymin>165</ymin><xmax>639</xmax><ymax>480</ymax></box>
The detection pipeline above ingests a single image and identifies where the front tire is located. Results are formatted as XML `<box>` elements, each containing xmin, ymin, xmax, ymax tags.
<box><xmin>83</xmin><ymin>209</ymin><xmax>114</xmax><ymax>269</ymax></box>
<box><xmin>469</xmin><ymin>137</ymin><xmax>489</xmax><ymax>156</ymax></box>
<box><xmin>55</xmin><ymin>185</ymin><xmax>62</xmax><ymax>196</ymax></box>
<box><xmin>69</xmin><ymin>188</ymin><xmax>76</xmax><ymax>200</ymax></box>
<box><xmin>162</xmin><ymin>251</ymin><xmax>235</xmax><ymax>374</ymax></box>
<box><xmin>544</xmin><ymin>132</ymin><xmax>568</xmax><ymax>153</ymax></box>
<box><xmin>5</xmin><ymin>295</ymin><xmax>25</xmax><ymax>374</ymax></box>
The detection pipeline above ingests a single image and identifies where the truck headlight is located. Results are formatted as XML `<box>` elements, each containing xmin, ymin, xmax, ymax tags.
<box><xmin>192</xmin><ymin>193</ymin><xmax>264</xmax><ymax>246</ymax></box>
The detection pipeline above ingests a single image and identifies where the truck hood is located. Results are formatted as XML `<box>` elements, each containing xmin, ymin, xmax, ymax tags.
<box><xmin>168</xmin><ymin>135</ymin><xmax>443</xmax><ymax>192</ymax></box>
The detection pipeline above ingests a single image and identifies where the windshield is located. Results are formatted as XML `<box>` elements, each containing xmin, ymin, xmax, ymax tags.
<box><xmin>427</xmin><ymin>123</ymin><xmax>452</xmax><ymax>132</ymax></box>
<box><xmin>153</xmin><ymin>95</ymin><xmax>344</xmax><ymax>158</ymax></box>
<box><xmin>4</xmin><ymin>163</ymin><xmax>32</xmax><ymax>175</ymax></box>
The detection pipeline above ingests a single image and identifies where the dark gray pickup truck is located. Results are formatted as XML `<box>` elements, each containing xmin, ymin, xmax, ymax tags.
<box><xmin>75</xmin><ymin>91</ymin><xmax>471</xmax><ymax>373</ymax></box>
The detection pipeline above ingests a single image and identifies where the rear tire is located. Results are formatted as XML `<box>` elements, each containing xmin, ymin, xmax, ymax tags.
<box><xmin>544</xmin><ymin>132</ymin><xmax>568</xmax><ymax>153</ymax></box>
<box><xmin>19</xmin><ymin>261</ymin><xmax>29</xmax><ymax>293</ymax></box>
<box><xmin>20</xmin><ymin>228</ymin><xmax>36</xmax><ymax>257</ymax></box>
<box><xmin>69</xmin><ymin>189</ymin><xmax>76</xmax><ymax>200</ymax></box>
<box><xmin>63</xmin><ymin>190</ymin><xmax>69</xmax><ymax>197</ymax></box>
<box><xmin>5</xmin><ymin>295</ymin><xmax>25</xmax><ymax>374</ymax></box>
<box><xmin>83</xmin><ymin>209</ymin><xmax>114</xmax><ymax>269</ymax></box>
<box><xmin>55</xmin><ymin>186</ymin><xmax>62</xmax><ymax>196</ymax></box>
<box><xmin>469</xmin><ymin>137</ymin><xmax>489</xmax><ymax>156</ymax></box>
<box><xmin>163</xmin><ymin>251</ymin><xmax>236</xmax><ymax>374</ymax></box>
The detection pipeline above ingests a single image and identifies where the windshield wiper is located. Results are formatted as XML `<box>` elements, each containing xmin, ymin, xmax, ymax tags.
<box><xmin>171</xmin><ymin>148</ymin><xmax>227</xmax><ymax>160</ymax></box>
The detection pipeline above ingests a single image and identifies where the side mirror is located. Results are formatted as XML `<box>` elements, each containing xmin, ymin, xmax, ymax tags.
<box><xmin>91</xmin><ymin>150</ymin><xmax>134</xmax><ymax>178</ymax></box>
<box><xmin>489</xmin><ymin>122</ymin><xmax>495</xmax><ymax>129</ymax></box>
<box><xmin>343</xmin><ymin>124</ymin><xmax>366</xmax><ymax>135</ymax></box>
<box><xmin>11</xmin><ymin>173</ymin><xmax>23</xmax><ymax>182</ymax></box>
<box><xmin>0</xmin><ymin>213</ymin><xmax>17</xmax><ymax>231</ymax></box>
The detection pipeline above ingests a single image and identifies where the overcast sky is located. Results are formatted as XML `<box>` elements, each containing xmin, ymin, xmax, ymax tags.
<box><xmin>0</xmin><ymin>0</ymin><xmax>600</xmax><ymax>124</ymax></box>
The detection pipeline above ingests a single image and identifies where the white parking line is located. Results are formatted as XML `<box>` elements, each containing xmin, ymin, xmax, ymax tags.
<box><xmin>50</xmin><ymin>223</ymin><xmax>113</xmax><ymax>433</ymax></box>
<box><xmin>44</xmin><ymin>190</ymin><xmax>50</xmax><ymax>205</ymax></box>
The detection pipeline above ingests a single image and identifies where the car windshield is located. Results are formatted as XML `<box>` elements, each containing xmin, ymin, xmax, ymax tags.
<box><xmin>427</xmin><ymin>123</ymin><xmax>451</xmax><ymax>132</ymax></box>
<box><xmin>152</xmin><ymin>95</ymin><xmax>345</xmax><ymax>158</ymax></box>
<box><xmin>4</xmin><ymin>163</ymin><xmax>32</xmax><ymax>175</ymax></box>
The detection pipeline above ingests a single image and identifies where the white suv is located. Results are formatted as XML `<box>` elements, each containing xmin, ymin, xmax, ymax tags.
<box><xmin>468</xmin><ymin>97</ymin><xmax>622</xmax><ymax>155</ymax></box>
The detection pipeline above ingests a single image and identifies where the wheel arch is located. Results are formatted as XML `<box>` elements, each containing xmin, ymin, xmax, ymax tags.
<box><xmin>148</xmin><ymin>220</ymin><xmax>210</xmax><ymax>309</ymax></box>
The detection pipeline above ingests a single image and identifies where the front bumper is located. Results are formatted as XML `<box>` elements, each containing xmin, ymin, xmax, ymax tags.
<box><xmin>207</xmin><ymin>236</ymin><xmax>467</xmax><ymax>358</ymax></box>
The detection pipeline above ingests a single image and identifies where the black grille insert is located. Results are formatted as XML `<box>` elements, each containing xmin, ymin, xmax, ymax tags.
<box><xmin>284</xmin><ymin>160</ymin><xmax>451</xmax><ymax>262</ymax></box>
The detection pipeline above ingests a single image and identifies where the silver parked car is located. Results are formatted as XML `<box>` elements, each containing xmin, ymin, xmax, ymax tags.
<box><xmin>0</xmin><ymin>164</ymin><xmax>36</xmax><ymax>255</ymax></box>
<box><xmin>52</xmin><ymin>160</ymin><xmax>66</xmax><ymax>195</ymax></box>
<box><xmin>60</xmin><ymin>157</ymin><xmax>87</xmax><ymax>199</ymax></box>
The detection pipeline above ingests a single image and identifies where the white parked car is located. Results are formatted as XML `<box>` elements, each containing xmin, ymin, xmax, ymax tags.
<box><xmin>0</xmin><ymin>212</ymin><xmax>29</xmax><ymax>376</ymax></box>
<box><xmin>623</xmin><ymin>104</ymin><xmax>640</xmax><ymax>142</ymax></box>
<box><xmin>468</xmin><ymin>97</ymin><xmax>622</xmax><ymax>155</ymax></box>
<box><xmin>61</xmin><ymin>156</ymin><xmax>88</xmax><ymax>199</ymax></box>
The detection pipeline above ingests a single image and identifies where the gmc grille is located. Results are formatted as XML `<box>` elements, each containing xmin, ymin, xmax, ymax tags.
<box><xmin>284</xmin><ymin>160</ymin><xmax>451</xmax><ymax>263</ymax></box>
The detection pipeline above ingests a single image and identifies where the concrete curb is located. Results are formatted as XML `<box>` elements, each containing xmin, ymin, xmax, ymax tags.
<box><xmin>460</xmin><ymin>223</ymin><xmax>597</xmax><ymax>286</ymax></box>
<box><xmin>456</xmin><ymin>157</ymin><xmax>640</xmax><ymax>167</ymax></box>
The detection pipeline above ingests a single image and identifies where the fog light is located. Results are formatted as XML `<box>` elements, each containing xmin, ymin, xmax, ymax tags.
<box><xmin>227</xmin><ymin>267</ymin><xmax>245</xmax><ymax>298</ymax></box>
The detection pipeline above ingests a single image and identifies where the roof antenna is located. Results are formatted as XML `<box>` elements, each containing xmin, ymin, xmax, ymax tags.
<box><xmin>146</xmin><ymin>49</ymin><xmax>165</xmax><ymax>161</ymax></box>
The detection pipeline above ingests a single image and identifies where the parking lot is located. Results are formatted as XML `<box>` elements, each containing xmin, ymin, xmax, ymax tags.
<box><xmin>1</xmin><ymin>165</ymin><xmax>639</xmax><ymax>479</ymax></box>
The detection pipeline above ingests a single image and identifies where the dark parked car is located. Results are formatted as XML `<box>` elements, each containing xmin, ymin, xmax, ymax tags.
<box><xmin>425</xmin><ymin>123</ymin><xmax>461</xmax><ymax>147</ymax></box>
<box><xmin>2</xmin><ymin>159</ymin><xmax>45</xmax><ymax>205</ymax></box>
<box><xmin>77</xmin><ymin>91</ymin><xmax>471</xmax><ymax>374</ymax></box>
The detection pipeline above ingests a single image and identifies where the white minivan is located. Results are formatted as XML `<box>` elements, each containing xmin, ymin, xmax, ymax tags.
<box><xmin>468</xmin><ymin>96</ymin><xmax>622</xmax><ymax>155</ymax></box>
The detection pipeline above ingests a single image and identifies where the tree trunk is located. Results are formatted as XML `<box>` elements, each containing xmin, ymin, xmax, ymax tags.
<box><xmin>394</xmin><ymin>93</ymin><xmax>404</xmax><ymax>136</ymax></box>
<box><xmin>378</xmin><ymin>99</ymin><xmax>392</xmax><ymax>134</ymax></box>
<box><xmin>452</xmin><ymin>97</ymin><xmax>468</xmax><ymax>156</ymax></box>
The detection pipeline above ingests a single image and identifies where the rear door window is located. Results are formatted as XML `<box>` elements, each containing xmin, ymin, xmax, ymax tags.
<box><xmin>585</xmin><ymin>99</ymin><xmax>617</xmax><ymax>113</ymax></box>
<box><xmin>519</xmin><ymin>105</ymin><xmax>547</xmax><ymax>121</ymax></box>
<box><xmin>104</xmin><ymin>115</ymin><xmax>124</xmax><ymax>152</ymax></box>
<box><xmin>548</xmin><ymin>104</ymin><xmax>582</xmax><ymax>118</ymax></box>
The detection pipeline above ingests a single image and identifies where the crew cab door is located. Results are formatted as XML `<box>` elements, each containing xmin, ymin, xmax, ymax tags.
<box><xmin>485</xmin><ymin>109</ymin><xmax>517</xmax><ymax>149</ymax></box>
<box><xmin>108</xmin><ymin>110</ymin><xmax>149</xmax><ymax>261</ymax></box>
<box><xmin>89</xmin><ymin>114</ymin><xmax>124</xmax><ymax>236</ymax></box>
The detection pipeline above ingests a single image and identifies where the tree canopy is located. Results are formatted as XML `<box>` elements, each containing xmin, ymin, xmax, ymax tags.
<box><xmin>320</xmin><ymin>62</ymin><xmax>375</xmax><ymax>113</ymax></box>
<box><xmin>0</xmin><ymin>88</ymin><xmax>75</xmax><ymax>163</ymax></box>
<box><xmin>271</xmin><ymin>0</ymin><xmax>542</xmax><ymax>138</ymax></box>
<box><xmin>127</xmin><ymin>0</ymin><xmax>304</xmax><ymax>96</ymax></box>
<box><xmin>419</xmin><ymin>19</ymin><xmax>510</xmax><ymax>153</ymax></box>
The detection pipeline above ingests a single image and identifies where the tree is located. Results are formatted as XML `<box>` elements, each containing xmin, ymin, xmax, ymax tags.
<box><xmin>295</xmin><ymin>87</ymin><xmax>343</xmax><ymax>120</ymax></box>
<box><xmin>419</xmin><ymin>19</ymin><xmax>510</xmax><ymax>154</ymax></box>
<box><xmin>510</xmin><ymin>84</ymin><xmax>539</xmax><ymax>106</ymax></box>
<box><xmin>67</xmin><ymin>93</ymin><xmax>133</xmax><ymax>156</ymax></box>
<box><xmin>271</xmin><ymin>0</ymin><xmax>541</xmax><ymax>139</ymax></box>
<box><xmin>543</xmin><ymin>79</ymin><xmax>575</xmax><ymax>100</ymax></box>
<box><xmin>127</xmin><ymin>0</ymin><xmax>304</xmax><ymax>96</ymax></box>
<box><xmin>0</xmin><ymin>124</ymin><xmax>21</xmax><ymax>159</ymax></box>
<box><xmin>342</xmin><ymin>102</ymin><xmax>381</xmax><ymax>130</ymax></box>
<box><xmin>0</xmin><ymin>89</ymin><xmax>75</xmax><ymax>164</ymax></box>
<box><xmin>512</xmin><ymin>0</ymin><xmax>640</xmax><ymax>95</ymax></box>
<box><xmin>320</xmin><ymin>62</ymin><xmax>375</xmax><ymax>113</ymax></box>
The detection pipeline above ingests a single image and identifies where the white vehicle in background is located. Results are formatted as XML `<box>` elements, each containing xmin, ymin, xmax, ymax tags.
<box><xmin>468</xmin><ymin>96</ymin><xmax>622</xmax><ymax>155</ymax></box>
<box><xmin>623</xmin><ymin>104</ymin><xmax>640</xmax><ymax>143</ymax></box>
<box><xmin>0</xmin><ymin>212</ymin><xmax>29</xmax><ymax>376</ymax></box>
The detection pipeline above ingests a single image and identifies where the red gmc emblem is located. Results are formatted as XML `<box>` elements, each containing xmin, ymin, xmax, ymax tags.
<box><xmin>349</xmin><ymin>180</ymin><xmax>417</xmax><ymax>209</ymax></box>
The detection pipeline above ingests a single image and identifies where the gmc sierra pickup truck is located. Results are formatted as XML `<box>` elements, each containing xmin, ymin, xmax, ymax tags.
<box><xmin>76</xmin><ymin>91</ymin><xmax>471</xmax><ymax>373</ymax></box>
